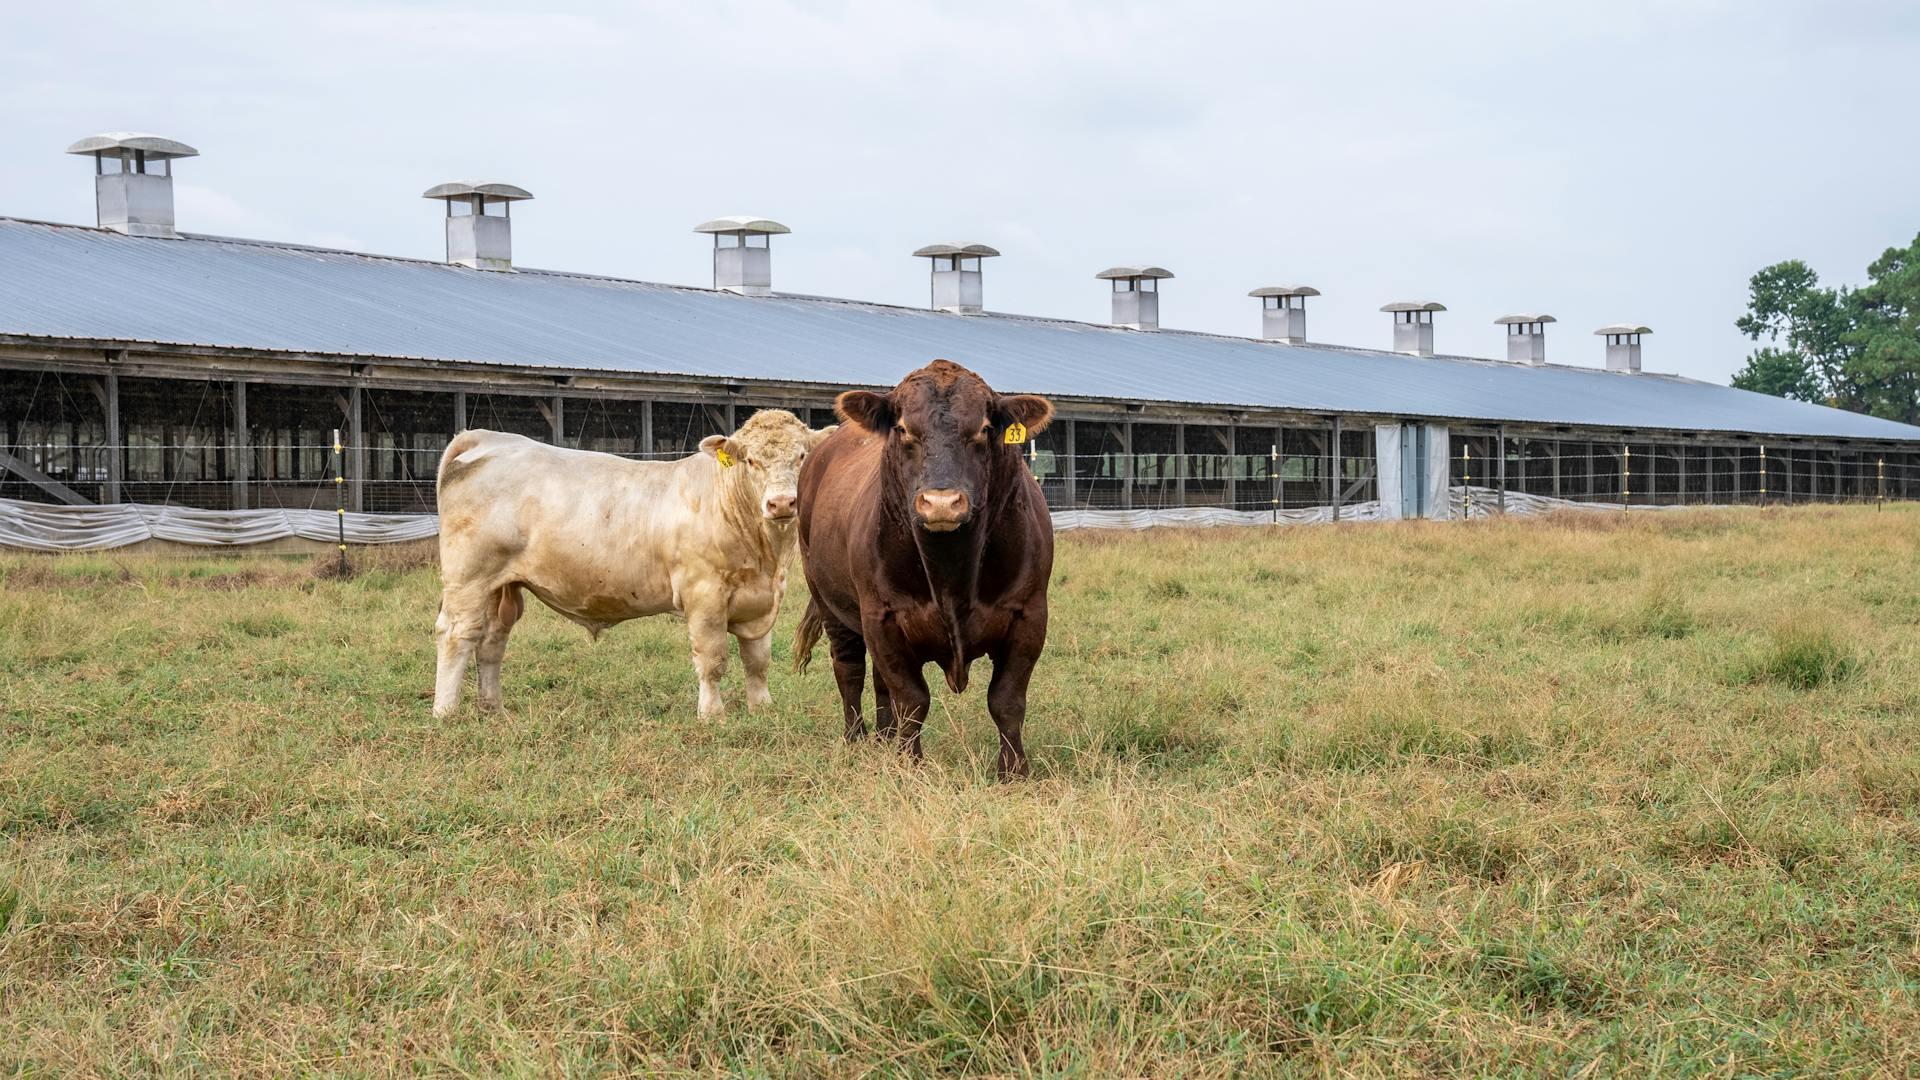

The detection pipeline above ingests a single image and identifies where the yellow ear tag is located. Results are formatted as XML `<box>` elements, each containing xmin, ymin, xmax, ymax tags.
<box><xmin>716</xmin><ymin>448</ymin><xmax>736</xmax><ymax>468</ymax></box>
<box><xmin>1003</xmin><ymin>422</ymin><xmax>1028</xmax><ymax>445</ymax></box>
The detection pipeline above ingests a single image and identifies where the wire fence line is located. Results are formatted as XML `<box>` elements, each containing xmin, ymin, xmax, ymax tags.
<box><xmin>5</xmin><ymin>434</ymin><xmax>1919</xmax><ymax>518</ymax></box>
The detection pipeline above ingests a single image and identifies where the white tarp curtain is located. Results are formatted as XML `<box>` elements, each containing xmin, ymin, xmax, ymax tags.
<box><xmin>0</xmin><ymin>489</ymin><xmax>1674</xmax><ymax>551</ymax></box>
<box><xmin>1374</xmin><ymin>422</ymin><xmax>1453</xmax><ymax>521</ymax></box>
<box><xmin>1423</xmin><ymin>423</ymin><xmax>1452</xmax><ymax>522</ymax></box>
<box><xmin>1375</xmin><ymin>423</ymin><xmax>1404</xmax><ymax>520</ymax></box>
<box><xmin>0</xmin><ymin>498</ymin><xmax>439</xmax><ymax>552</ymax></box>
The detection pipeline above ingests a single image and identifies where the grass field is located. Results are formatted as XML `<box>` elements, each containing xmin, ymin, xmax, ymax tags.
<box><xmin>4</xmin><ymin>505</ymin><xmax>1920</xmax><ymax>1076</ymax></box>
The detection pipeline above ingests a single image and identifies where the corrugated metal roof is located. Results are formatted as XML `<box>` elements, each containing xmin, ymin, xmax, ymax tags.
<box><xmin>4</xmin><ymin>216</ymin><xmax>1917</xmax><ymax>442</ymax></box>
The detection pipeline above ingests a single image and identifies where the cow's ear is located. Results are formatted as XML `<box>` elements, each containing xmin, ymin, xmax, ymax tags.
<box><xmin>700</xmin><ymin>434</ymin><xmax>742</xmax><ymax>463</ymax></box>
<box><xmin>808</xmin><ymin>424</ymin><xmax>839</xmax><ymax>449</ymax></box>
<box><xmin>835</xmin><ymin>391</ymin><xmax>894</xmax><ymax>433</ymax></box>
<box><xmin>994</xmin><ymin>394</ymin><xmax>1054</xmax><ymax>437</ymax></box>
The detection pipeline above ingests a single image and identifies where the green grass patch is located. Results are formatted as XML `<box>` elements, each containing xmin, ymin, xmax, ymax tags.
<box><xmin>4</xmin><ymin>506</ymin><xmax>1920</xmax><ymax>1074</ymax></box>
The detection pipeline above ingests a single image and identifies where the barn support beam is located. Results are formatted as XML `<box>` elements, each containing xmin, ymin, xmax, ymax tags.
<box><xmin>1225</xmin><ymin>422</ymin><xmax>1237</xmax><ymax>510</ymax></box>
<box><xmin>1062</xmin><ymin>419</ymin><xmax>1077</xmax><ymax>508</ymax></box>
<box><xmin>102</xmin><ymin>370</ymin><xmax>121</xmax><ymax>503</ymax></box>
<box><xmin>640</xmin><ymin>398</ymin><xmax>654</xmax><ymax>456</ymax></box>
<box><xmin>1331</xmin><ymin>416</ymin><xmax>1344</xmax><ymax>521</ymax></box>
<box><xmin>339</xmin><ymin>387</ymin><xmax>364</xmax><ymax>513</ymax></box>
<box><xmin>453</xmin><ymin>390</ymin><xmax>467</xmax><ymax>433</ymax></box>
<box><xmin>1121</xmin><ymin>421</ymin><xmax>1134</xmax><ymax>511</ymax></box>
<box><xmin>1174</xmin><ymin>422</ymin><xmax>1186</xmax><ymax>508</ymax></box>
<box><xmin>1496</xmin><ymin>426</ymin><xmax>1507</xmax><ymax>513</ymax></box>
<box><xmin>232</xmin><ymin>380</ymin><xmax>248</xmax><ymax>510</ymax></box>
<box><xmin>0</xmin><ymin>447</ymin><xmax>91</xmax><ymax>505</ymax></box>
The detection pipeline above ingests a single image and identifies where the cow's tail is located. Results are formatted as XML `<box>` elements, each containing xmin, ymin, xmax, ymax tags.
<box><xmin>792</xmin><ymin>598</ymin><xmax>826</xmax><ymax>674</ymax></box>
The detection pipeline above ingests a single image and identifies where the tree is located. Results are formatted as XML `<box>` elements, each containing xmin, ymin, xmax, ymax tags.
<box><xmin>1731</xmin><ymin>234</ymin><xmax>1920</xmax><ymax>424</ymax></box>
<box><xmin>1849</xmin><ymin>237</ymin><xmax>1920</xmax><ymax>425</ymax></box>
<box><xmin>1730</xmin><ymin>346</ymin><xmax>1822</xmax><ymax>403</ymax></box>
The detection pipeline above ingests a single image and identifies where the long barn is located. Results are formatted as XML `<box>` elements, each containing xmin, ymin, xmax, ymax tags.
<box><xmin>5</xmin><ymin>133</ymin><xmax>1919</xmax><ymax>547</ymax></box>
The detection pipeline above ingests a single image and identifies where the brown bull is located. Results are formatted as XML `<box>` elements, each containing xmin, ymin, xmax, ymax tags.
<box><xmin>794</xmin><ymin>360</ymin><xmax>1055</xmax><ymax>778</ymax></box>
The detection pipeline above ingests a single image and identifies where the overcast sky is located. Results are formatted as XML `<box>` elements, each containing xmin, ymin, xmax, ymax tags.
<box><xmin>6</xmin><ymin>1</ymin><xmax>1917</xmax><ymax>384</ymax></box>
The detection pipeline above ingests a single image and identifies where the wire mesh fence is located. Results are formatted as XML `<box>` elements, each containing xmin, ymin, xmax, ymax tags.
<box><xmin>4</xmin><ymin>368</ymin><xmax>1918</xmax><ymax>517</ymax></box>
<box><xmin>5</xmin><ymin>438</ymin><xmax>1916</xmax><ymax>517</ymax></box>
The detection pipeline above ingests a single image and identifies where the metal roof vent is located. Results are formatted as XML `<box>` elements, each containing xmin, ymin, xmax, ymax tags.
<box><xmin>1495</xmin><ymin>313</ymin><xmax>1555</xmax><ymax>366</ymax></box>
<box><xmin>1097</xmin><ymin>266</ymin><xmax>1173</xmax><ymax>331</ymax></box>
<box><xmin>1249</xmin><ymin>286</ymin><xmax>1319</xmax><ymax>344</ymax></box>
<box><xmin>65</xmin><ymin>132</ymin><xmax>198</xmax><ymax>238</ymax></box>
<box><xmin>1381</xmin><ymin>301</ymin><xmax>1445</xmax><ymax>357</ymax></box>
<box><xmin>422</xmin><ymin>182</ymin><xmax>533</xmax><ymax>271</ymax></box>
<box><xmin>695</xmin><ymin>216</ymin><xmax>790</xmax><ymax>295</ymax></box>
<box><xmin>1596</xmin><ymin>324</ymin><xmax>1651</xmax><ymax>373</ymax></box>
<box><xmin>914</xmin><ymin>244</ymin><xmax>999</xmax><ymax>314</ymax></box>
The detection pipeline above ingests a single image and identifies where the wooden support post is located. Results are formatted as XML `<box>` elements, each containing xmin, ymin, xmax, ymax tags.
<box><xmin>1495</xmin><ymin>426</ymin><xmax>1507</xmax><ymax>513</ymax></box>
<box><xmin>453</xmin><ymin>390</ymin><xmax>467</xmax><ymax>433</ymax></box>
<box><xmin>550</xmin><ymin>393</ymin><xmax>565</xmax><ymax>445</ymax></box>
<box><xmin>1062</xmin><ymin>419</ymin><xmax>1077</xmax><ymax>508</ymax></box>
<box><xmin>1174</xmin><ymin>422</ymin><xmax>1186</xmax><ymax>508</ymax></box>
<box><xmin>103</xmin><ymin>371</ymin><xmax>121</xmax><ymax>504</ymax></box>
<box><xmin>1225</xmin><ymin>422</ymin><xmax>1237</xmax><ymax>510</ymax></box>
<box><xmin>640</xmin><ymin>399</ymin><xmax>655</xmax><ymax>457</ymax></box>
<box><xmin>232</xmin><ymin>380</ymin><xmax>249</xmax><ymax>510</ymax></box>
<box><xmin>1120</xmin><ymin>421</ymin><xmax>1134</xmax><ymax>511</ymax></box>
<box><xmin>348</xmin><ymin>386</ymin><xmax>364</xmax><ymax>513</ymax></box>
<box><xmin>1331</xmin><ymin>416</ymin><xmax>1344</xmax><ymax>521</ymax></box>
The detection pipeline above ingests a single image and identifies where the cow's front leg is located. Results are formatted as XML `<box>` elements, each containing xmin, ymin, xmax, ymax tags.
<box><xmin>865</xmin><ymin>616</ymin><xmax>930</xmax><ymax>761</ymax></box>
<box><xmin>824</xmin><ymin>618</ymin><xmax>869</xmax><ymax>740</ymax></box>
<box><xmin>738</xmin><ymin>631</ymin><xmax>773</xmax><ymax>712</ymax></box>
<box><xmin>986</xmin><ymin>643</ymin><xmax>1040</xmax><ymax>780</ymax></box>
<box><xmin>686</xmin><ymin>602</ymin><xmax>731</xmax><ymax>720</ymax></box>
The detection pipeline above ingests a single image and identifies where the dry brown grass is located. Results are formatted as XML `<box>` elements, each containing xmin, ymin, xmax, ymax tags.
<box><xmin>3</xmin><ymin>505</ymin><xmax>1920</xmax><ymax>1075</ymax></box>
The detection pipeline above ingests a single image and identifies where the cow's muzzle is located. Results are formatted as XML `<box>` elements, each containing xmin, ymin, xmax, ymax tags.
<box><xmin>914</xmin><ymin>488</ymin><xmax>971</xmax><ymax>532</ymax></box>
<box><xmin>763</xmin><ymin>493</ymin><xmax>797</xmax><ymax>522</ymax></box>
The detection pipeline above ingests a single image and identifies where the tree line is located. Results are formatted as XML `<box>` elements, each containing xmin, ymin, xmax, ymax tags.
<box><xmin>1730</xmin><ymin>233</ymin><xmax>1920</xmax><ymax>425</ymax></box>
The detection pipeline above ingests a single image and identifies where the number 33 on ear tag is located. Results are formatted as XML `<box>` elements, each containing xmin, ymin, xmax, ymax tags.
<box><xmin>716</xmin><ymin>449</ymin><xmax>736</xmax><ymax>468</ymax></box>
<box><xmin>1003</xmin><ymin>422</ymin><xmax>1028</xmax><ymax>445</ymax></box>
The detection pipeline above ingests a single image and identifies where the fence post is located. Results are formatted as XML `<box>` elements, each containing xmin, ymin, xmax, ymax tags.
<box><xmin>1269</xmin><ymin>442</ymin><xmax>1278</xmax><ymax>524</ymax></box>
<box><xmin>1621</xmin><ymin>444</ymin><xmax>1630</xmax><ymax>511</ymax></box>
<box><xmin>1878</xmin><ymin>457</ymin><xmax>1886</xmax><ymax>510</ymax></box>
<box><xmin>332</xmin><ymin>428</ymin><xmax>348</xmax><ymax>575</ymax></box>
<box><xmin>1461</xmin><ymin>443</ymin><xmax>1474</xmax><ymax>519</ymax></box>
<box><xmin>1759</xmin><ymin>444</ymin><xmax>1768</xmax><ymax>504</ymax></box>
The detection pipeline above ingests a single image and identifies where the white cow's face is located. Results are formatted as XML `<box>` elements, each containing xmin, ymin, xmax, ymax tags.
<box><xmin>702</xmin><ymin>410</ymin><xmax>836</xmax><ymax>523</ymax></box>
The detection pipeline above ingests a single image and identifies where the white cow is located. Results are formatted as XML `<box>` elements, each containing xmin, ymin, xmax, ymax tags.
<box><xmin>432</xmin><ymin>409</ymin><xmax>835</xmax><ymax>718</ymax></box>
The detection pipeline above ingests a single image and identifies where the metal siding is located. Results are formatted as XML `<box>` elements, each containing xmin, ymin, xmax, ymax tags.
<box><xmin>4</xmin><ymin>217</ymin><xmax>1920</xmax><ymax>442</ymax></box>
